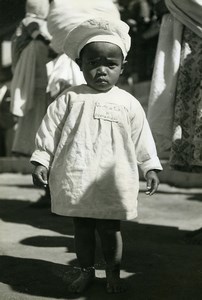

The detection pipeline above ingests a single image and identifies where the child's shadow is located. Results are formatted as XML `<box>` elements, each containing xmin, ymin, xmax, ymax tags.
<box><xmin>0</xmin><ymin>255</ymin><xmax>78</xmax><ymax>299</ymax></box>
<box><xmin>0</xmin><ymin>255</ymin><xmax>127</xmax><ymax>299</ymax></box>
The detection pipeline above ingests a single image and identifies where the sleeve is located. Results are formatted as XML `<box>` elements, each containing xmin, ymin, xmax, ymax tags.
<box><xmin>30</xmin><ymin>93</ymin><xmax>69</xmax><ymax>169</ymax></box>
<box><xmin>131</xmin><ymin>101</ymin><xmax>163</xmax><ymax>177</ymax></box>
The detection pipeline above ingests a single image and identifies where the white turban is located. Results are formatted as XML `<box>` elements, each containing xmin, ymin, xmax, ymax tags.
<box><xmin>26</xmin><ymin>0</ymin><xmax>50</xmax><ymax>19</ymax></box>
<box><xmin>47</xmin><ymin>0</ymin><xmax>120</xmax><ymax>54</ymax></box>
<box><xmin>63</xmin><ymin>18</ymin><xmax>131</xmax><ymax>61</ymax></box>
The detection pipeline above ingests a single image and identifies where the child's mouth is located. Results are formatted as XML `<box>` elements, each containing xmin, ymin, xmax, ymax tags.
<box><xmin>96</xmin><ymin>78</ymin><xmax>108</xmax><ymax>84</ymax></box>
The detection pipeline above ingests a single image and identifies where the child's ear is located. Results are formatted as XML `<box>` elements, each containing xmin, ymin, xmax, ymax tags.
<box><xmin>75</xmin><ymin>58</ymin><xmax>82</xmax><ymax>71</ymax></box>
<box><xmin>120</xmin><ymin>60</ymin><xmax>127</xmax><ymax>74</ymax></box>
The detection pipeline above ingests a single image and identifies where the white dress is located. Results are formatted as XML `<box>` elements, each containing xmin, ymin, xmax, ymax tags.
<box><xmin>31</xmin><ymin>85</ymin><xmax>162</xmax><ymax>220</ymax></box>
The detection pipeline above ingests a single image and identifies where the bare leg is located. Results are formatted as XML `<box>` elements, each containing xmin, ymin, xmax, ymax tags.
<box><xmin>96</xmin><ymin>219</ymin><xmax>126</xmax><ymax>293</ymax></box>
<box><xmin>68</xmin><ymin>217</ymin><xmax>96</xmax><ymax>293</ymax></box>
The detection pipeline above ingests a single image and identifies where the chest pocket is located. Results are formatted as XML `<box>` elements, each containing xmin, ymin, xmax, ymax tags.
<box><xmin>94</xmin><ymin>102</ymin><xmax>121</xmax><ymax>123</ymax></box>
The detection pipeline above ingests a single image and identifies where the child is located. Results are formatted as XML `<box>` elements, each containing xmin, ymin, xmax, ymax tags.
<box><xmin>31</xmin><ymin>18</ymin><xmax>162</xmax><ymax>294</ymax></box>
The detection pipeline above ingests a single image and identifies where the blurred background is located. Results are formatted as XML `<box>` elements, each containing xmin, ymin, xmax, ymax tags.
<box><xmin>0</xmin><ymin>0</ymin><xmax>167</xmax><ymax>158</ymax></box>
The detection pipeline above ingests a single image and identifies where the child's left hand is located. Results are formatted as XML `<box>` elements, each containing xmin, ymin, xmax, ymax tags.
<box><xmin>145</xmin><ymin>170</ymin><xmax>160</xmax><ymax>196</ymax></box>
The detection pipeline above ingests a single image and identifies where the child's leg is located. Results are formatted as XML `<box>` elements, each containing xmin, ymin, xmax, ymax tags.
<box><xmin>68</xmin><ymin>217</ymin><xmax>96</xmax><ymax>293</ymax></box>
<box><xmin>73</xmin><ymin>217</ymin><xmax>96</xmax><ymax>267</ymax></box>
<box><xmin>96</xmin><ymin>219</ymin><xmax>125</xmax><ymax>293</ymax></box>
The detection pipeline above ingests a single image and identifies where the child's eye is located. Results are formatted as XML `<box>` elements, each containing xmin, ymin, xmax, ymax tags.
<box><xmin>108</xmin><ymin>62</ymin><xmax>117</xmax><ymax>68</ymax></box>
<box><xmin>89</xmin><ymin>61</ymin><xmax>98</xmax><ymax>66</ymax></box>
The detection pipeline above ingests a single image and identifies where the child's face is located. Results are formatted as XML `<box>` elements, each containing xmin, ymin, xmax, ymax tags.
<box><xmin>77</xmin><ymin>42</ymin><xmax>125</xmax><ymax>92</ymax></box>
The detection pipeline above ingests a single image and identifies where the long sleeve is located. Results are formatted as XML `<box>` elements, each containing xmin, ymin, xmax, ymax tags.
<box><xmin>131</xmin><ymin>101</ymin><xmax>163</xmax><ymax>177</ymax></box>
<box><xmin>30</xmin><ymin>93</ymin><xmax>69</xmax><ymax>169</ymax></box>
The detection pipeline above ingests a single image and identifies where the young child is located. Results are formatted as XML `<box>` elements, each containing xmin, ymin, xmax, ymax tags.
<box><xmin>31</xmin><ymin>18</ymin><xmax>162</xmax><ymax>294</ymax></box>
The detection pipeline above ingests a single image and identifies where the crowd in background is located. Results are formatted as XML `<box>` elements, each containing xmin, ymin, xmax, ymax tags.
<box><xmin>1</xmin><ymin>0</ymin><xmax>202</xmax><ymax>177</ymax></box>
<box><xmin>0</xmin><ymin>0</ymin><xmax>167</xmax><ymax>158</ymax></box>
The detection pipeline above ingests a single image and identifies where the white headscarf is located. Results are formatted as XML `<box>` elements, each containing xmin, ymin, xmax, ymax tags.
<box><xmin>47</xmin><ymin>0</ymin><xmax>120</xmax><ymax>53</ymax></box>
<box><xmin>26</xmin><ymin>0</ymin><xmax>50</xmax><ymax>19</ymax></box>
<box><xmin>63</xmin><ymin>18</ymin><xmax>131</xmax><ymax>61</ymax></box>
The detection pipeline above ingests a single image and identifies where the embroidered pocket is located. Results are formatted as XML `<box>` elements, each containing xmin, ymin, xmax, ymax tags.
<box><xmin>94</xmin><ymin>102</ymin><xmax>121</xmax><ymax>123</ymax></box>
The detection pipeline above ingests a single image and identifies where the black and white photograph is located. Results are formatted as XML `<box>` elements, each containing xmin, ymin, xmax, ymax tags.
<box><xmin>0</xmin><ymin>1</ymin><xmax>202</xmax><ymax>299</ymax></box>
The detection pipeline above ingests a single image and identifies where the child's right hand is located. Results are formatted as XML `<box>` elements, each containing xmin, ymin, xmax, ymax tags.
<box><xmin>32</xmin><ymin>164</ymin><xmax>48</xmax><ymax>188</ymax></box>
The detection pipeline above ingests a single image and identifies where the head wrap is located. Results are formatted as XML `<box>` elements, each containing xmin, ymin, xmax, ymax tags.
<box><xmin>63</xmin><ymin>18</ymin><xmax>131</xmax><ymax>60</ymax></box>
<box><xmin>26</xmin><ymin>0</ymin><xmax>50</xmax><ymax>20</ymax></box>
<box><xmin>47</xmin><ymin>0</ymin><xmax>120</xmax><ymax>54</ymax></box>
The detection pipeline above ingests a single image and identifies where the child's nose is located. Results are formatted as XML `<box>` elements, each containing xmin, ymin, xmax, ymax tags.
<box><xmin>97</xmin><ymin>66</ymin><xmax>107</xmax><ymax>75</ymax></box>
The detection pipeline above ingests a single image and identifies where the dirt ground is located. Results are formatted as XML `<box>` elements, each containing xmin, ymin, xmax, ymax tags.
<box><xmin>0</xmin><ymin>173</ymin><xmax>202</xmax><ymax>300</ymax></box>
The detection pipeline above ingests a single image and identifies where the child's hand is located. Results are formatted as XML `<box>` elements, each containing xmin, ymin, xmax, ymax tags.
<box><xmin>145</xmin><ymin>170</ymin><xmax>160</xmax><ymax>196</ymax></box>
<box><xmin>32</xmin><ymin>164</ymin><xmax>49</xmax><ymax>188</ymax></box>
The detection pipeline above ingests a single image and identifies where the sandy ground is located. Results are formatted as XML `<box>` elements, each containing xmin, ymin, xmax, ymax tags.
<box><xmin>0</xmin><ymin>173</ymin><xmax>202</xmax><ymax>300</ymax></box>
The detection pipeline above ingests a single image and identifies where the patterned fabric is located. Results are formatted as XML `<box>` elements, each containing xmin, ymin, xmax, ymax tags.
<box><xmin>169</xmin><ymin>27</ymin><xmax>202</xmax><ymax>172</ymax></box>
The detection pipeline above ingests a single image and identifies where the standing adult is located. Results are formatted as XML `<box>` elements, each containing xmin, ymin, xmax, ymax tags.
<box><xmin>147</xmin><ymin>0</ymin><xmax>202</xmax><ymax>172</ymax></box>
<box><xmin>10</xmin><ymin>0</ymin><xmax>52</xmax><ymax>157</ymax></box>
<box><xmin>147</xmin><ymin>0</ymin><xmax>202</xmax><ymax>243</ymax></box>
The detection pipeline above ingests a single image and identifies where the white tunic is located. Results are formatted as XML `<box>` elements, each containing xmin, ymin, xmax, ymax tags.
<box><xmin>31</xmin><ymin>85</ymin><xmax>162</xmax><ymax>220</ymax></box>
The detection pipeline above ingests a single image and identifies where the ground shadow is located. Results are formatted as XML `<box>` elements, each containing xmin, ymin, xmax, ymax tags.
<box><xmin>1</xmin><ymin>174</ymin><xmax>202</xmax><ymax>299</ymax></box>
<box><xmin>0</xmin><ymin>184</ymin><xmax>41</xmax><ymax>189</ymax></box>
<box><xmin>187</xmin><ymin>194</ymin><xmax>202</xmax><ymax>202</ymax></box>
<box><xmin>20</xmin><ymin>235</ymin><xmax>74</xmax><ymax>252</ymax></box>
<box><xmin>0</xmin><ymin>255</ymin><xmax>127</xmax><ymax>300</ymax></box>
<box><xmin>0</xmin><ymin>198</ymin><xmax>74</xmax><ymax>235</ymax></box>
<box><xmin>1</xmin><ymin>222</ymin><xmax>202</xmax><ymax>299</ymax></box>
<box><xmin>120</xmin><ymin>222</ymin><xmax>202</xmax><ymax>300</ymax></box>
<box><xmin>0</xmin><ymin>255</ymin><xmax>79</xmax><ymax>299</ymax></box>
